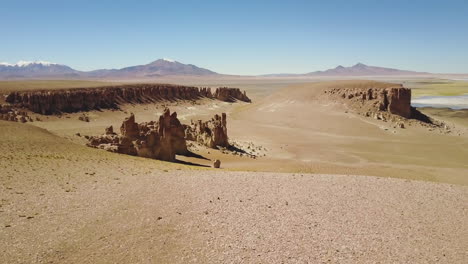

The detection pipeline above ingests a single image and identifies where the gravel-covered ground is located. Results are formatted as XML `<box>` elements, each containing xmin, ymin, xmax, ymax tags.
<box><xmin>1</xmin><ymin>78</ymin><xmax>468</xmax><ymax>264</ymax></box>
<box><xmin>1</xmin><ymin>149</ymin><xmax>467</xmax><ymax>263</ymax></box>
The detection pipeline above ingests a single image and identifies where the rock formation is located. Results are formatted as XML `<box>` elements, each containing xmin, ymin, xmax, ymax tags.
<box><xmin>0</xmin><ymin>104</ymin><xmax>32</xmax><ymax>123</ymax></box>
<box><xmin>87</xmin><ymin>109</ymin><xmax>187</xmax><ymax>162</ymax></box>
<box><xmin>5</xmin><ymin>84</ymin><xmax>251</xmax><ymax>115</ymax></box>
<box><xmin>325</xmin><ymin>85</ymin><xmax>412</xmax><ymax>119</ymax></box>
<box><xmin>105</xmin><ymin>125</ymin><xmax>115</xmax><ymax>135</ymax></box>
<box><xmin>87</xmin><ymin>110</ymin><xmax>232</xmax><ymax>162</ymax></box>
<box><xmin>213</xmin><ymin>87</ymin><xmax>251</xmax><ymax>102</ymax></box>
<box><xmin>185</xmin><ymin>113</ymin><xmax>229</xmax><ymax>148</ymax></box>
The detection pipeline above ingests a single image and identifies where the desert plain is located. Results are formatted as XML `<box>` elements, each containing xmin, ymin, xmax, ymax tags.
<box><xmin>0</xmin><ymin>77</ymin><xmax>467</xmax><ymax>263</ymax></box>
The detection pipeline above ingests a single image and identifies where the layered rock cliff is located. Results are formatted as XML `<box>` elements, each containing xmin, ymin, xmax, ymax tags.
<box><xmin>214</xmin><ymin>87</ymin><xmax>251</xmax><ymax>103</ymax></box>
<box><xmin>324</xmin><ymin>84</ymin><xmax>412</xmax><ymax>118</ymax></box>
<box><xmin>5</xmin><ymin>84</ymin><xmax>250</xmax><ymax>115</ymax></box>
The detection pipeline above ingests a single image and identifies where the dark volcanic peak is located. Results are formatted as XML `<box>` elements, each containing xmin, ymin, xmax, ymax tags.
<box><xmin>87</xmin><ymin>58</ymin><xmax>218</xmax><ymax>78</ymax></box>
<box><xmin>307</xmin><ymin>63</ymin><xmax>429</xmax><ymax>76</ymax></box>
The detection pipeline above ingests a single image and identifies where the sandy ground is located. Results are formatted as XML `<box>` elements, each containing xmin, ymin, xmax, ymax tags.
<box><xmin>1</xmin><ymin>121</ymin><xmax>467</xmax><ymax>263</ymax></box>
<box><xmin>228</xmin><ymin>81</ymin><xmax>468</xmax><ymax>185</ymax></box>
<box><xmin>1</xmin><ymin>79</ymin><xmax>468</xmax><ymax>263</ymax></box>
<box><xmin>24</xmin><ymin>81</ymin><xmax>468</xmax><ymax>185</ymax></box>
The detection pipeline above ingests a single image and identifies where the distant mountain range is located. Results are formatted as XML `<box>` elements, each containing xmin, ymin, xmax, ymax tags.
<box><xmin>263</xmin><ymin>63</ymin><xmax>429</xmax><ymax>77</ymax></box>
<box><xmin>0</xmin><ymin>59</ymin><xmax>218</xmax><ymax>79</ymax></box>
<box><xmin>307</xmin><ymin>63</ymin><xmax>428</xmax><ymax>76</ymax></box>
<box><xmin>0</xmin><ymin>60</ymin><xmax>433</xmax><ymax>80</ymax></box>
<box><xmin>85</xmin><ymin>59</ymin><xmax>217</xmax><ymax>78</ymax></box>
<box><xmin>0</xmin><ymin>61</ymin><xmax>79</xmax><ymax>78</ymax></box>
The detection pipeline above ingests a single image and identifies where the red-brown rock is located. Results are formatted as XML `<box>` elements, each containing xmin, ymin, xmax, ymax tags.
<box><xmin>5</xmin><ymin>84</ymin><xmax>251</xmax><ymax>115</ymax></box>
<box><xmin>214</xmin><ymin>87</ymin><xmax>251</xmax><ymax>102</ymax></box>
<box><xmin>87</xmin><ymin>109</ymin><xmax>187</xmax><ymax>162</ymax></box>
<box><xmin>0</xmin><ymin>104</ymin><xmax>32</xmax><ymax>123</ymax></box>
<box><xmin>185</xmin><ymin>113</ymin><xmax>229</xmax><ymax>148</ymax></box>
<box><xmin>325</xmin><ymin>85</ymin><xmax>412</xmax><ymax>119</ymax></box>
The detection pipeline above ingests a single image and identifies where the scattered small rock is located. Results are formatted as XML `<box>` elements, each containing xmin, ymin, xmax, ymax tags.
<box><xmin>213</xmin><ymin>159</ymin><xmax>221</xmax><ymax>168</ymax></box>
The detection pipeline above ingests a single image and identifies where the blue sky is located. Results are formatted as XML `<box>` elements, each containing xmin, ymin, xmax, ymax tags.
<box><xmin>1</xmin><ymin>0</ymin><xmax>467</xmax><ymax>74</ymax></box>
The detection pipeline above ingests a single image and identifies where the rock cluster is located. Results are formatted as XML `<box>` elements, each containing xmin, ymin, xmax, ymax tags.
<box><xmin>325</xmin><ymin>85</ymin><xmax>412</xmax><ymax>118</ymax></box>
<box><xmin>0</xmin><ymin>104</ymin><xmax>32</xmax><ymax>123</ymax></box>
<box><xmin>78</xmin><ymin>113</ymin><xmax>90</xmax><ymax>122</ymax></box>
<box><xmin>87</xmin><ymin>109</ymin><xmax>187</xmax><ymax>161</ymax></box>
<box><xmin>5</xmin><ymin>84</ymin><xmax>251</xmax><ymax>115</ymax></box>
<box><xmin>87</xmin><ymin>110</ymin><xmax>231</xmax><ymax>162</ymax></box>
<box><xmin>184</xmin><ymin>113</ymin><xmax>229</xmax><ymax>148</ymax></box>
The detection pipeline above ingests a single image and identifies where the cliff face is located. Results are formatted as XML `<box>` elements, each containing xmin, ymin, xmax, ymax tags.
<box><xmin>5</xmin><ymin>84</ymin><xmax>250</xmax><ymax>115</ymax></box>
<box><xmin>214</xmin><ymin>87</ymin><xmax>251</xmax><ymax>103</ymax></box>
<box><xmin>325</xmin><ymin>85</ymin><xmax>412</xmax><ymax>118</ymax></box>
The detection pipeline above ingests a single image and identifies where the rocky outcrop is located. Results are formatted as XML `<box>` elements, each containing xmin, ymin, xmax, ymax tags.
<box><xmin>105</xmin><ymin>125</ymin><xmax>115</xmax><ymax>135</ymax></box>
<box><xmin>386</xmin><ymin>88</ymin><xmax>411</xmax><ymax>118</ymax></box>
<box><xmin>0</xmin><ymin>104</ymin><xmax>32</xmax><ymax>123</ymax></box>
<box><xmin>5</xmin><ymin>84</ymin><xmax>250</xmax><ymax>115</ymax></box>
<box><xmin>214</xmin><ymin>87</ymin><xmax>251</xmax><ymax>103</ymax></box>
<box><xmin>185</xmin><ymin>113</ymin><xmax>229</xmax><ymax>148</ymax></box>
<box><xmin>325</xmin><ymin>85</ymin><xmax>412</xmax><ymax>118</ymax></box>
<box><xmin>87</xmin><ymin>109</ymin><xmax>187</xmax><ymax>161</ymax></box>
<box><xmin>87</xmin><ymin>110</ymin><xmax>232</xmax><ymax>161</ymax></box>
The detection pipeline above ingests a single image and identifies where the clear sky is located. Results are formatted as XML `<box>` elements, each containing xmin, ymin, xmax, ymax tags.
<box><xmin>1</xmin><ymin>0</ymin><xmax>467</xmax><ymax>74</ymax></box>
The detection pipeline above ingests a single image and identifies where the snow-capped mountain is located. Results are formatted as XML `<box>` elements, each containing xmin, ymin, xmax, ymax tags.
<box><xmin>0</xmin><ymin>59</ymin><xmax>218</xmax><ymax>79</ymax></box>
<box><xmin>0</xmin><ymin>60</ymin><xmax>435</xmax><ymax>79</ymax></box>
<box><xmin>0</xmin><ymin>61</ymin><xmax>79</xmax><ymax>78</ymax></box>
<box><xmin>0</xmin><ymin>61</ymin><xmax>59</xmax><ymax>67</ymax></box>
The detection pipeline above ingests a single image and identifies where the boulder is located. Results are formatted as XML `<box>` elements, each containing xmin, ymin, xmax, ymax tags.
<box><xmin>213</xmin><ymin>159</ymin><xmax>221</xmax><ymax>168</ymax></box>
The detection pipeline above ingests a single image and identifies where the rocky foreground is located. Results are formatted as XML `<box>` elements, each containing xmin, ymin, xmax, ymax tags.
<box><xmin>1</xmin><ymin>128</ymin><xmax>466</xmax><ymax>264</ymax></box>
<box><xmin>1</xmin><ymin>79</ymin><xmax>467</xmax><ymax>263</ymax></box>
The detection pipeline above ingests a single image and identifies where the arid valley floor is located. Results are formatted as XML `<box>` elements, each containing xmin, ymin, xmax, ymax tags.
<box><xmin>1</xmin><ymin>78</ymin><xmax>467</xmax><ymax>263</ymax></box>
